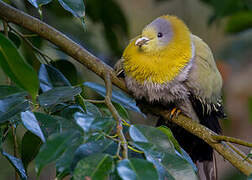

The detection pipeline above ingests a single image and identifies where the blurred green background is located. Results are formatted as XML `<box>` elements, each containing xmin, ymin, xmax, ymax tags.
<box><xmin>1</xmin><ymin>0</ymin><xmax>252</xmax><ymax>179</ymax></box>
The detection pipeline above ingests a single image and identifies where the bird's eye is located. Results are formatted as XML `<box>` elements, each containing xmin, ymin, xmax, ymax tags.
<box><xmin>157</xmin><ymin>32</ymin><xmax>163</xmax><ymax>38</ymax></box>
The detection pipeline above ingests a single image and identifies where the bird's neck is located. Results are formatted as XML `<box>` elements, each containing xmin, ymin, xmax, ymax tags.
<box><xmin>123</xmin><ymin>35</ymin><xmax>193</xmax><ymax>84</ymax></box>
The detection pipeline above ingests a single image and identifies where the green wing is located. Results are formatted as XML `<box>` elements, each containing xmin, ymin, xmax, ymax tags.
<box><xmin>186</xmin><ymin>35</ymin><xmax>223</xmax><ymax>104</ymax></box>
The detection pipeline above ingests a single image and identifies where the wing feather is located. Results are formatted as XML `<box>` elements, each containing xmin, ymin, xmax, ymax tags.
<box><xmin>186</xmin><ymin>35</ymin><xmax>222</xmax><ymax>104</ymax></box>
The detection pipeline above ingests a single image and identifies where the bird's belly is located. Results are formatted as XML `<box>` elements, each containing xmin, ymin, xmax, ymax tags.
<box><xmin>125</xmin><ymin>76</ymin><xmax>189</xmax><ymax>104</ymax></box>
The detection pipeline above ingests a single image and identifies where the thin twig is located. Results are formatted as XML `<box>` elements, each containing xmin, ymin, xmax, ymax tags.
<box><xmin>102</xmin><ymin>132</ymin><xmax>120</xmax><ymax>142</ymax></box>
<box><xmin>22</xmin><ymin>34</ymin><xmax>38</xmax><ymax>38</ymax></box>
<box><xmin>104</xmin><ymin>72</ymin><xmax>128</xmax><ymax>159</ymax></box>
<box><xmin>116</xmin><ymin>142</ymin><xmax>122</xmax><ymax>160</ymax></box>
<box><xmin>128</xmin><ymin>145</ymin><xmax>144</xmax><ymax>154</ymax></box>
<box><xmin>227</xmin><ymin>142</ymin><xmax>252</xmax><ymax>164</ymax></box>
<box><xmin>227</xmin><ymin>142</ymin><xmax>247</xmax><ymax>159</ymax></box>
<box><xmin>83</xmin><ymin>99</ymin><xmax>105</xmax><ymax>104</ymax></box>
<box><xmin>3</xmin><ymin>20</ymin><xmax>8</xmax><ymax>36</ymax></box>
<box><xmin>213</xmin><ymin>135</ymin><xmax>252</xmax><ymax>148</ymax></box>
<box><xmin>8</xmin><ymin>25</ymin><xmax>52</xmax><ymax>64</ymax></box>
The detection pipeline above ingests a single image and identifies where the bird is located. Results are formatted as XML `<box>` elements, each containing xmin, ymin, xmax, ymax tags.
<box><xmin>114</xmin><ymin>15</ymin><xmax>225</xmax><ymax>180</ymax></box>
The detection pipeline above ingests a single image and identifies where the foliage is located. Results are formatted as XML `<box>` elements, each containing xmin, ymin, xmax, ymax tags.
<box><xmin>199</xmin><ymin>0</ymin><xmax>252</xmax><ymax>33</ymax></box>
<box><xmin>23</xmin><ymin>0</ymin><xmax>128</xmax><ymax>58</ymax></box>
<box><xmin>0</xmin><ymin>58</ymin><xmax>198</xmax><ymax>179</ymax></box>
<box><xmin>0</xmin><ymin>1</ymin><xmax>197</xmax><ymax>178</ymax></box>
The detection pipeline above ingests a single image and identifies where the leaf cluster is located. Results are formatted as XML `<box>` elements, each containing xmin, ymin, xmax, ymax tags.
<box><xmin>199</xmin><ymin>0</ymin><xmax>252</xmax><ymax>33</ymax></box>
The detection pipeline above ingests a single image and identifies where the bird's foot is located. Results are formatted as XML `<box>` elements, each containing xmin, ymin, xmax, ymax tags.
<box><xmin>170</xmin><ymin>108</ymin><xmax>181</xmax><ymax>119</ymax></box>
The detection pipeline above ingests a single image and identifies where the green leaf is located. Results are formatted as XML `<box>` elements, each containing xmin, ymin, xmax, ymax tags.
<box><xmin>0</xmin><ymin>31</ymin><xmax>21</xmax><ymax>48</ymax></box>
<box><xmin>49</xmin><ymin>103</ymin><xmax>68</xmax><ymax>114</ymax></box>
<box><xmin>21</xmin><ymin>131</ymin><xmax>42</xmax><ymax>170</ymax></box>
<box><xmin>74</xmin><ymin>112</ymin><xmax>115</xmax><ymax>133</ymax></box>
<box><xmin>74</xmin><ymin>112</ymin><xmax>95</xmax><ymax>132</ymax></box>
<box><xmin>27</xmin><ymin>0</ymin><xmax>53</xmax><ymax>8</ymax></box>
<box><xmin>96</xmin><ymin>102</ymin><xmax>130</xmax><ymax>120</ymax></box>
<box><xmin>35</xmin><ymin>112</ymin><xmax>80</xmax><ymax>138</ymax></box>
<box><xmin>0</xmin><ymin>99</ymin><xmax>30</xmax><ymax>124</ymax></box>
<box><xmin>160</xmin><ymin>152</ymin><xmax>198</xmax><ymax>180</ymax></box>
<box><xmin>21</xmin><ymin>111</ymin><xmax>45</xmax><ymax>142</ymax></box>
<box><xmin>90</xmin><ymin>117</ymin><xmax>115</xmax><ymax>132</ymax></box>
<box><xmin>38</xmin><ymin>64</ymin><xmax>71</xmax><ymax>92</ymax></box>
<box><xmin>157</xmin><ymin>126</ymin><xmax>181</xmax><ymax>153</ymax></box>
<box><xmin>132</xmin><ymin>142</ymin><xmax>174</xmax><ymax>180</ymax></box>
<box><xmin>84</xmin><ymin>101</ymin><xmax>102</xmax><ymax>117</ymax></box>
<box><xmin>83</xmin><ymin>82</ymin><xmax>142</xmax><ymax>115</ymax></box>
<box><xmin>133</xmin><ymin>142</ymin><xmax>197</xmax><ymax>180</ymax></box>
<box><xmin>2</xmin><ymin>151</ymin><xmax>27</xmax><ymax>180</ymax></box>
<box><xmin>35</xmin><ymin>130</ymin><xmax>80</xmax><ymax>175</ymax></box>
<box><xmin>0</xmin><ymin>33</ymin><xmax>39</xmax><ymax>100</ymax></box>
<box><xmin>129</xmin><ymin>125</ymin><xmax>197</xmax><ymax>179</ymax></box>
<box><xmin>0</xmin><ymin>86</ymin><xmax>29</xmax><ymax>123</ymax></box>
<box><xmin>113</xmin><ymin>103</ymin><xmax>129</xmax><ymax>120</ymax></box>
<box><xmin>58</xmin><ymin>0</ymin><xmax>85</xmax><ymax>18</ymax></box>
<box><xmin>56</xmin><ymin>134</ymin><xmax>83</xmax><ymax>179</ymax></box>
<box><xmin>117</xmin><ymin>158</ymin><xmax>159</xmax><ymax>180</ymax></box>
<box><xmin>71</xmin><ymin>138</ymin><xmax>113</xmax><ymax>170</ymax></box>
<box><xmin>129</xmin><ymin>125</ymin><xmax>174</xmax><ymax>152</ymax></box>
<box><xmin>226</xmin><ymin>11</ymin><xmax>252</xmax><ymax>33</ymax></box>
<box><xmin>0</xmin><ymin>85</ymin><xmax>27</xmax><ymax>99</ymax></box>
<box><xmin>38</xmin><ymin>86</ymin><xmax>82</xmax><ymax>107</ymax></box>
<box><xmin>60</xmin><ymin>105</ymin><xmax>84</xmax><ymax>120</ymax></box>
<box><xmin>199</xmin><ymin>0</ymin><xmax>248</xmax><ymax>23</ymax></box>
<box><xmin>51</xmin><ymin>59</ymin><xmax>78</xmax><ymax>85</ymax></box>
<box><xmin>34</xmin><ymin>112</ymin><xmax>61</xmax><ymax>137</ymax></box>
<box><xmin>73</xmin><ymin>153</ymin><xmax>113</xmax><ymax>180</ymax></box>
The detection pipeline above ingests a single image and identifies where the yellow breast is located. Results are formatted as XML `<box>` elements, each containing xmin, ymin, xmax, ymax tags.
<box><xmin>123</xmin><ymin>16</ymin><xmax>193</xmax><ymax>84</ymax></box>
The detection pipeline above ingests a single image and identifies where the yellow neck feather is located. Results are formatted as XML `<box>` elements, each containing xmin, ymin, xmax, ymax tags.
<box><xmin>123</xmin><ymin>16</ymin><xmax>192</xmax><ymax>84</ymax></box>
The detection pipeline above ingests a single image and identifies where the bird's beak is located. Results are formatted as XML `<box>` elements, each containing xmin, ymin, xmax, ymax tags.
<box><xmin>135</xmin><ymin>37</ymin><xmax>149</xmax><ymax>47</ymax></box>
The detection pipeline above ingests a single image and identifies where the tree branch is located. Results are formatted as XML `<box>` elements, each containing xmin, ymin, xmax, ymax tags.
<box><xmin>227</xmin><ymin>142</ymin><xmax>252</xmax><ymax>164</ymax></box>
<box><xmin>104</xmin><ymin>72</ymin><xmax>128</xmax><ymax>159</ymax></box>
<box><xmin>213</xmin><ymin>135</ymin><xmax>252</xmax><ymax>148</ymax></box>
<box><xmin>3</xmin><ymin>20</ymin><xmax>8</xmax><ymax>36</ymax></box>
<box><xmin>1</xmin><ymin>1</ymin><xmax>252</xmax><ymax>176</ymax></box>
<box><xmin>8</xmin><ymin>25</ymin><xmax>51</xmax><ymax>64</ymax></box>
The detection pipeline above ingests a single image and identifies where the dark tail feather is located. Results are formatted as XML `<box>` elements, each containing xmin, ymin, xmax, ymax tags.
<box><xmin>188</xmin><ymin>95</ymin><xmax>225</xmax><ymax>180</ymax></box>
<box><xmin>156</xmin><ymin>106</ymin><xmax>223</xmax><ymax>180</ymax></box>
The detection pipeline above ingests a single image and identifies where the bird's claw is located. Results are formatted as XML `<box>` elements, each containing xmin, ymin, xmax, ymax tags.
<box><xmin>170</xmin><ymin>108</ymin><xmax>181</xmax><ymax>119</ymax></box>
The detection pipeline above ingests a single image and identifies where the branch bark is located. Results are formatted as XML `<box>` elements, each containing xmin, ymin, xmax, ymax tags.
<box><xmin>212</xmin><ymin>135</ymin><xmax>252</xmax><ymax>148</ymax></box>
<box><xmin>1</xmin><ymin>1</ymin><xmax>252</xmax><ymax>176</ymax></box>
<box><xmin>104</xmin><ymin>72</ymin><xmax>128</xmax><ymax>159</ymax></box>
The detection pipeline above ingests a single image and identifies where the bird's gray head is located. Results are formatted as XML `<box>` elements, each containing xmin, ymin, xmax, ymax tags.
<box><xmin>135</xmin><ymin>17</ymin><xmax>174</xmax><ymax>52</ymax></box>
